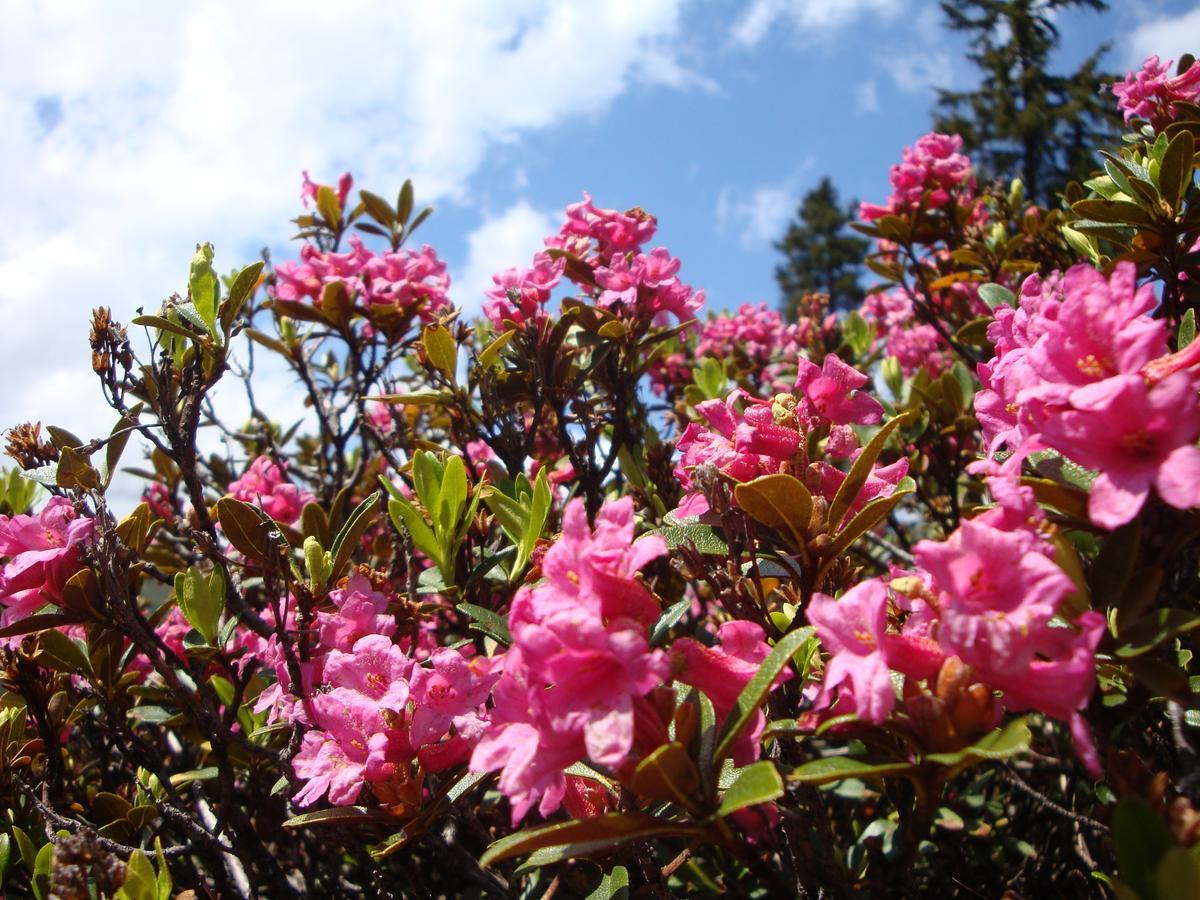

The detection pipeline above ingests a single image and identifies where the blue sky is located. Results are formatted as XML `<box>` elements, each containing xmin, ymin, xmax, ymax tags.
<box><xmin>1</xmin><ymin>0</ymin><xmax>1198</xmax><ymax>448</ymax></box>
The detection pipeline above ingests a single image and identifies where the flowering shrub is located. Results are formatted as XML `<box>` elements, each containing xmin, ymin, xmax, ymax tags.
<box><xmin>1</xmin><ymin>52</ymin><xmax>1200</xmax><ymax>899</ymax></box>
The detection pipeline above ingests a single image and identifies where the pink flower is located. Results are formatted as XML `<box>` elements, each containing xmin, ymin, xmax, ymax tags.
<box><xmin>915</xmin><ymin>519</ymin><xmax>1074</xmax><ymax>673</ymax></box>
<box><xmin>1113</xmin><ymin>55</ymin><xmax>1200</xmax><ymax>127</ymax></box>
<box><xmin>860</xmin><ymin>133</ymin><xmax>975</xmax><ymax>221</ymax></box>
<box><xmin>483</xmin><ymin>253</ymin><xmax>564</xmax><ymax>329</ymax></box>
<box><xmin>556</xmin><ymin>192</ymin><xmax>657</xmax><ymax>255</ymax></box>
<box><xmin>300</xmin><ymin>170</ymin><xmax>353</xmax><ymax>210</ymax></box>
<box><xmin>362</xmin><ymin>244</ymin><xmax>452</xmax><ymax>322</ymax></box>
<box><xmin>0</xmin><ymin>497</ymin><xmax>93</xmax><ymax>626</ymax></box>
<box><xmin>671</xmin><ymin>621</ymin><xmax>786</xmax><ymax>764</ymax></box>
<box><xmin>807</xmin><ymin>581</ymin><xmax>897</xmax><ymax>725</ymax></box>
<box><xmin>409</xmin><ymin>649</ymin><xmax>501</xmax><ymax>746</ymax></box>
<box><xmin>1039</xmin><ymin>373</ymin><xmax>1200</xmax><ymax>528</ymax></box>
<box><xmin>229</xmin><ymin>456</ymin><xmax>314</xmax><ymax>526</ymax></box>
<box><xmin>814</xmin><ymin>456</ymin><xmax>909</xmax><ymax>524</ymax></box>
<box><xmin>471</xmin><ymin>498</ymin><xmax>670</xmax><ymax>823</ymax></box>
<box><xmin>794</xmin><ymin>355</ymin><xmax>883</xmax><ymax>426</ymax></box>
<box><xmin>322</xmin><ymin>634</ymin><xmax>413</xmax><ymax>715</ymax></box>
<box><xmin>316</xmin><ymin>574</ymin><xmax>397</xmax><ymax>651</ymax></box>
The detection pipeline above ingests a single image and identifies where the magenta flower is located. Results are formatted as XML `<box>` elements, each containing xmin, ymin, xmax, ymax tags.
<box><xmin>807</xmin><ymin>580</ymin><xmax>896</xmax><ymax>724</ymax></box>
<box><xmin>1039</xmin><ymin>373</ymin><xmax>1200</xmax><ymax>528</ymax></box>
<box><xmin>671</xmin><ymin>621</ymin><xmax>785</xmax><ymax>764</ymax></box>
<box><xmin>860</xmin><ymin>133</ymin><xmax>975</xmax><ymax>221</ymax></box>
<box><xmin>794</xmin><ymin>355</ymin><xmax>883</xmax><ymax>427</ymax></box>
<box><xmin>1113</xmin><ymin>55</ymin><xmax>1200</xmax><ymax>127</ymax></box>
<box><xmin>409</xmin><ymin>649</ymin><xmax>502</xmax><ymax>747</ymax></box>
<box><xmin>0</xmin><ymin>496</ymin><xmax>93</xmax><ymax>626</ymax></box>
<box><xmin>228</xmin><ymin>456</ymin><xmax>314</xmax><ymax>526</ymax></box>
<box><xmin>916</xmin><ymin>518</ymin><xmax>1074</xmax><ymax>672</ymax></box>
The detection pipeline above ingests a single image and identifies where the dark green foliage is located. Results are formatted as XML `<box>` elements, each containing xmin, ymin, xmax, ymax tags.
<box><xmin>933</xmin><ymin>0</ymin><xmax>1122</xmax><ymax>204</ymax></box>
<box><xmin>775</xmin><ymin>177</ymin><xmax>868</xmax><ymax>315</ymax></box>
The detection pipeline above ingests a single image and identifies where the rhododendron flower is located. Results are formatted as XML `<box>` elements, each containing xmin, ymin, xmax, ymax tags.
<box><xmin>316</xmin><ymin>574</ymin><xmax>397</xmax><ymax>650</ymax></box>
<box><xmin>671</xmin><ymin>621</ymin><xmax>785</xmax><ymax>764</ymax></box>
<box><xmin>1113</xmin><ymin>55</ymin><xmax>1200</xmax><ymax>127</ymax></box>
<box><xmin>409</xmin><ymin>649</ymin><xmax>501</xmax><ymax>746</ymax></box>
<box><xmin>300</xmin><ymin>170</ymin><xmax>353</xmax><ymax>210</ymax></box>
<box><xmin>483</xmin><ymin>252</ymin><xmax>563</xmax><ymax>328</ymax></box>
<box><xmin>362</xmin><ymin>244</ymin><xmax>452</xmax><ymax>321</ymax></box>
<box><xmin>0</xmin><ymin>496</ymin><xmax>93</xmax><ymax>626</ymax></box>
<box><xmin>557</xmin><ymin>192</ymin><xmax>657</xmax><ymax>255</ymax></box>
<box><xmin>1039</xmin><ymin>373</ymin><xmax>1200</xmax><ymax>528</ymax></box>
<box><xmin>794</xmin><ymin>355</ymin><xmax>883</xmax><ymax>426</ymax></box>
<box><xmin>807</xmin><ymin>580</ymin><xmax>940</xmax><ymax>724</ymax></box>
<box><xmin>674</xmin><ymin>391</ymin><xmax>800</xmax><ymax>517</ymax></box>
<box><xmin>814</xmin><ymin>456</ymin><xmax>909</xmax><ymax>522</ymax></box>
<box><xmin>916</xmin><ymin>518</ymin><xmax>1074</xmax><ymax>670</ymax></box>
<box><xmin>862</xmin><ymin>289</ymin><xmax>950</xmax><ymax>376</ymax></box>
<box><xmin>322</xmin><ymin>634</ymin><xmax>413</xmax><ymax>714</ymax></box>
<box><xmin>228</xmin><ymin>456</ymin><xmax>314</xmax><ymax>526</ymax></box>
<box><xmin>860</xmin><ymin>133</ymin><xmax>975</xmax><ymax>221</ymax></box>
<box><xmin>471</xmin><ymin>497</ymin><xmax>670</xmax><ymax>823</ymax></box>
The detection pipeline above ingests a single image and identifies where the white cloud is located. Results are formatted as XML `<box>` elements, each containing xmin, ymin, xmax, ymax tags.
<box><xmin>0</xmin><ymin>1</ymin><xmax>697</xmax><ymax>475</ymax></box>
<box><xmin>855</xmin><ymin>80</ymin><xmax>880</xmax><ymax>113</ymax></box>
<box><xmin>889</xmin><ymin>50</ymin><xmax>954</xmax><ymax>94</ymax></box>
<box><xmin>455</xmin><ymin>202</ymin><xmax>559</xmax><ymax>316</ymax></box>
<box><xmin>731</xmin><ymin>0</ymin><xmax>906</xmax><ymax>46</ymax></box>
<box><xmin>715</xmin><ymin>165</ymin><xmax>813</xmax><ymax>248</ymax></box>
<box><xmin>1127</xmin><ymin>7</ymin><xmax>1200</xmax><ymax>70</ymax></box>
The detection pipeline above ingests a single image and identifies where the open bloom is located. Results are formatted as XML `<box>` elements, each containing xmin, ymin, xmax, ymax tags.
<box><xmin>1113</xmin><ymin>55</ymin><xmax>1200</xmax><ymax>127</ymax></box>
<box><xmin>229</xmin><ymin>456</ymin><xmax>314</xmax><ymax>526</ymax></box>
<box><xmin>0</xmin><ymin>497</ymin><xmax>93</xmax><ymax>626</ymax></box>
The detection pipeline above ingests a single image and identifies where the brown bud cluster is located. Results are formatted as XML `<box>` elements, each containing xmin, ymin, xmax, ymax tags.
<box><xmin>905</xmin><ymin>656</ymin><xmax>996</xmax><ymax>752</ymax></box>
<box><xmin>5</xmin><ymin>421</ymin><xmax>59</xmax><ymax>470</ymax></box>
<box><xmin>89</xmin><ymin>306</ymin><xmax>133</xmax><ymax>375</ymax></box>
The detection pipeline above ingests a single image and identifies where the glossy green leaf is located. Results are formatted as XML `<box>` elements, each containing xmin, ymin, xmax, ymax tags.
<box><xmin>789</xmin><ymin>756</ymin><xmax>915</xmax><ymax>785</ymax></box>
<box><xmin>735</xmin><ymin>473</ymin><xmax>813</xmax><ymax>542</ymax></box>
<box><xmin>828</xmin><ymin>414</ymin><xmax>908</xmax><ymax>530</ymax></box>
<box><xmin>480</xmin><ymin>812</ymin><xmax>700</xmax><ymax>868</ymax></box>
<box><xmin>714</xmin><ymin>628</ymin><xmax>811</xmax><ymax>764</ymax></box>
<box><xmin>329</xmin><ymin>491</ymin><xmax>381</xmax><ymax>581</ymax></box>
<box><xmin>925</xmin><ymin>718</ymin><xmax>1031</xmax><ymax>766</ymax></box>
<box><xmin>717</xmin><ymin>760</ymin><xmax>784</xmax><ymax>816</ymax></box>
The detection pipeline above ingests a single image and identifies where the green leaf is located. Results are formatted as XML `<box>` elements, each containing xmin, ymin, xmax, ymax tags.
<box><xmin>56</xmin><ymin>445</ymin><xmax>101</xmax><ymax>492</ymax></box>
<box><xmin>173</xmin><ymin>567</ymin><xmax>222</xmax><ymax>645</ymax></box>
<box><xmin>650</xmin><ymin>599</ymin><xmax>690</xmax><ymax>646</ymax></box>
<box><xmin>1160</xmin><ymin>129</ymin><xmax>1195</xmax><ymax>212</ymax></box>
<box><xmin>1117</xmin><ymin>609</ymin><xmax>1200</xmax><ymax>658</ymax></box>
<box><xmin>478</xmin><ymin>329</ymin><xmax>517</xmax><ymax>368</ymax></box>
<box><xmin>828</xmin><ymin>414</ymin><xmax>908</xmax><ymax>530</ymax></box>
<box><xmin>1156</xmin><ymin>846</ymin><xmax>1200</xmax><ymax>900</ymax></box>
<box><xmin>438</xmin><ymin>455</ymin><xmax>469</xmax><ymax>537</ymax></box>
<box><xmin>735</xmin><ymin>473</ymin><xmax>813</xmax><ymax>543</ymax></box>
<box><xmin>825</xmin><ymin>488</ymin><xmax>911</xmax><ymax>560</ymax></box>
<box><xmin>479</xmin><ymin>812</ymin><xmax>700</xmax><ymax>868</ymax></box>
<box><xmin>1115</xmin><ymin>795</ymin><xmax>1174</xmax><ymax>900</ymax></box>
<box><xmin>221</xmin><ymin>260</ymin><xmax>264</xmax><ymax>332</ymax></box>
<box><xmin>412</xmin><ymin>451</ymin><xmax>443</xmax><ymax>512</ymax></box>
<box><xmin>456</xmin><ymin>602</ymin><xmax>511</xmax><ymax>646</ymax></box>
<box><xmin>1071</xmin><ymin>198</ymin><xmax>1158</xmax><ymax>229</ymax></box>
<box><xmin>359</xmin><ymin>189</ymin><xmax>397</xmax><ymax>227</ymax></box>
<box><xmin>397</xmin><ymin>179</ymin><xmax>415</xmax><ymax>225</ymax></box>
<box><xmin>316</xmin><ymin>184</ymin><xmax>341</xmax><ymax>227</ymax></box>
<box><xmin>788</xmin><ymin>756</ymin><xmax>916</xmax><ymax>786</ymax></box>
<box><xmin>925</xmin><ymin>718</ymin><xmax>1031</xmax><ymax>766</ymax></box>
<box><xmin>329</xmin><ymin>491</ymin><xmax>381</xmax><ymax>581</ymax></box>
<box><xmin>283</xmin><ymin>806</ymin><xmax>395</xmax><ymax>828</ymax></box>
<box><xmin>154</xmin><ymin>838</ymin><xmax>172</xmax><ymax>900</ymax></box>
<box><xmin>422</xmin><ymin>324</ymin><xmax>458</xmax><ymax>384</ymax></box>
<box><xmin>717</xmin><ymin>760</ymin><xmax>784</xmax><ymax>816</ymax></box>
<box><xmin>389</xmin><ymin>497</ymin><xmax>443</xmax><ymax>569</ymax></box>
<box><xmin>656</xmin><ymin>523</ymin><xmax>729</xmax><ymax>555</ymax></box>
<box><xmin>215</xmin><ymin>497</ymin><xmax>275</xmax><ymax>563</ymax></box>
<box><xmin>188</xmin><ymin>242</ymin><xmax>219</xmax><ymax>334</ymax></box>
<box><xmin>977</xmin><ymin>283</ymin><xmax>1015</xmax><ymax>310</ymax></box>
<box><xmin>1180</xmin><ymin>308</ymin><xmax>1196</xmax><ymax>349</ymax></box>
<box><xmin>38</xmin><ymin>628</ymin><xmax>93</xmax><ymax>675</ymax></box>
<box><xmin>116</xmin><ymin>849</ymin><xmax>157</xmax><ymax>900</ymax></box>
<box><xmin>587</xmin><ymin>866</ymin><xmax>630</xmax><ymax>900</ymax></box>
<box><xmin>0</xmin><ymin>613</ymin><xmax>83</xmax><ymax>639</ymax></box>
<box><xmin>714</xmin><ymin>628</ymin><xmax>811</xmax><ymax>764</ymax></box>
<box><xmin>629</xmin><ymin>741</ymin><xmax>701</xmax><ymax>808</ymax></box>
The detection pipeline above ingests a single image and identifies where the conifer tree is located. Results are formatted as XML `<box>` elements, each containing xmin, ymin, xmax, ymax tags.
<box><xmin>934</xmin><ymin>0</ymin><xmax>1122</xmax><ymax>204</ymax></box>
<box><xmin>775</xmin><ymin>177</ymin><xmax>868</xmax><ymax>315</ymax></box>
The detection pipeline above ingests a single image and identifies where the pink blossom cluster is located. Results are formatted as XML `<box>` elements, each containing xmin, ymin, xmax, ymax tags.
<box><xmin>228</xmin><ymin>456</ymin><xmax>315</xmax><ymax>526</ymax></box>
<box><xmin>300</xmin><ymin>171</ymin><xmax>353</xmax><ymax>211</ymax></box>
<box><xmin>859</xmin><ymin>133</ymin><xmax>975</xmax><ymax>222</ymax></box>
<box><xmin>471</xmin><ymin>498</ymin><xmax>670</xmax><ymax>823</ymax></box>
<box><xmin>674</xmin><ymin>356</ymin><xmax>900</xmax><ymax>517</ymax></box>
<box><xmin>1112</xmin><ymin>55</ymin><xmax>1200</xmax><ymax>128</ymax></box>
<box><xmin>273</xmin><ymin>236</ymin><xmax>451</xmax><ymax>324</ymax></box>
<box><xmin>483</xmin><ymin>193</ymin><xmax>704</xmax><ymax>330</ymax></box>
<box><xmin>0</xmin><ymin>497</ymin><xmax>92</xmax><ymax>630</ymax></box>
<box><xmin>648</xmin><ymin>303</ymin><xmax>820</xmax><ymax>394</ymax></box>
<box><xmin>256</xmin><ymin>574</ymin><xmax>500</xmax><ymax>807</ymax></box>
<box><xmin>862</xmin><ymin>289</ymin><xmax>951</xmax><ymax>376</ymax></box>
<box><xmin>808</xmin><ymin>477</ymin><xmax>1105</xmax><ymax>773</ymax></box>
<box><xmin>976</xmin><ymin>262</ymin><xmax>1200</xmax><ymax>528</ymax></box>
